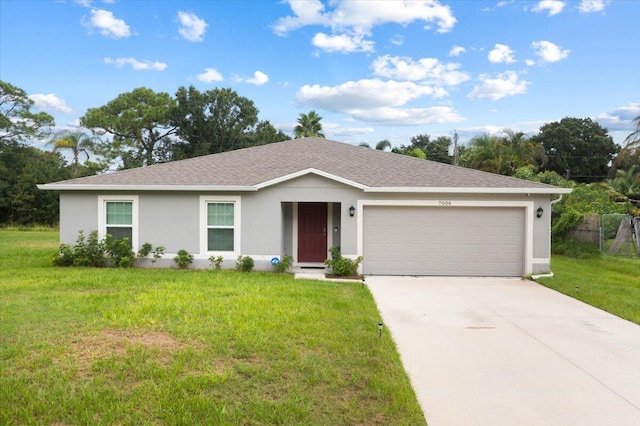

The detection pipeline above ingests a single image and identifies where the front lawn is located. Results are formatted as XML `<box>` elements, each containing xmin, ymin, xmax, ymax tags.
<box><xmin>0</xmin><ymin>230</ymin><xmax>425</xmax><ymax>425</ymax></box>
<box><xmin>536</xmin><ymin>255</ymin><xmax>640</xmax><ymax>325</ymax></box>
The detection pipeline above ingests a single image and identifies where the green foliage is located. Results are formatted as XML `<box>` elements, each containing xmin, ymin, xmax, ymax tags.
<box><xmin>392</xmin><ymin>134</ymin><xmax>452</xmax><ymax>163</ymax></box>
<box><xmin>137</xmin><ymin>242</ymin><xmax>153</xmax><ymax>258</ymax></box>
<box><xmin>81</xmin><ymin>87</ymin><xmax>177</xmax><ymax>168</ymax></box>
<box><xmin>461</xmin><ymin>130</ymin><xmax>546</xmax><ymax>176</ymax></box>
<box><xmin>152</xmin><ymin>246</ymin><xmax>165</xmax><ymax>265</ymax></box>
<box><xmin>532</xmin><ymin>117</ymin><xmax>619</xmax><ymax>183</ymax></box>
<box><xmin>47</xmin><ymin>131</ymin><xmax>99</xmax><ymax>178</ymax></box>
<box><xmin>171</xmin><ymin>86</ymin><xmax>260</xmax><ymax>159</ymax></box>
<box><xmin>236</xmin><ymin>255</ymin><xmax>255</xmax><ymax>272</ymax></box>
<box><xmin>0</xmin><ymin>145</ymin><xmax>70</xmax><ymax>226</ymax></box>
<box><xmin>551</xmin><ymin>184</ymin><xmax>626</xmax><ymax>237</ymax></box>
<box><xmin>173</xmin><ymin>249</ymin><xmax>194</xmax><ymax>269</ymax></box>
<box><xmin>209</xmin><ymin>255</ymin><xmax>224</xmax><ymax>270</ymax></box>
<box><xmin>325</xmin><ymin>246</ymin><xmax>363</xmax><ymax>277</ymax></box>
<box><xmin>551</xmin><ymin>239</ymin><xmax>602</xmax><ymax>258</ymax></box>
<box><xmin>52</xmin><ymin>230</ymin><xmax>147</xmax><ymax>268</ymax></box>
<box><xmin>104</xmin><ymin>235</ymin><xmax>134</xmax><ymax>268</ymax></box>
<box><xmin>0</xmin><ymin>80</ymin><xmax>55</xmax><ymax>147</ymax></box>
<box><xmin>294</xmin><ymin>110</ymin><xmax>324</xmax><ymax>138</ymax></box>
<box><xmin>275</xmin><ymin>254</ymin><xmax>293</xmax><ymax>273</ymax></box>
<box><xmin>52</xmin><ymin>230</ymin><xmax>106</xmax><ymax>267</ymax></box>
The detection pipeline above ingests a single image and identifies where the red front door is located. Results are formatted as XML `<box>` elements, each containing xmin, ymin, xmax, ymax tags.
<box><xmin>298</xmin><ymin>203</ymin><xmax>328</xmax><ymax>262</ymax></box>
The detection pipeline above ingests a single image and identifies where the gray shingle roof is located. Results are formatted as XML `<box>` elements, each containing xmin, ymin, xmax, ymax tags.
<box><xmin>41</xmin><ymin>137</ymin><xmax>566</xmax><ymax>192</ymax></box>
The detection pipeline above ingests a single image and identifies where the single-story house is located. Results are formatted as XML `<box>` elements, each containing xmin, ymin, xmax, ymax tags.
<box><xmin>39</xmin><ymin>137</ymin><xmax>571</xmax><ymax>276</ymax></box>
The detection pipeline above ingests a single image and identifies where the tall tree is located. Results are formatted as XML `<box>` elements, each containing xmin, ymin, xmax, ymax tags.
<box><xmin>0</xmin><ymin>145</ymin><xmax>69</xmax><ymax>225</ymax></box>
<box><xmin>392</xmin><ymin>134</ymin><xmax>452</xmax><ymax>163</ymax></box>
<box><xmin>47</xmin><ymin>131</ymin><xmax>96</xmax><ymax>178</ymax></box>
<box><xmin>81</xmin><ymin>87</ymin><xmax>176</xmax><ymax>168</ymax></box>
<box><xmin>0</xmin><ymin>80</ymin><xmax>54</xmax><ymax>148</ymax></box>
<box><xmin>623</xmin><ymin>114</ymin><xmax>640</xmax><ymax>149</ymax></box>
<box><xmin>461</xmin><ymin>134</ymin><xmax>510</xmax><ymax>174</ymax></box>
<box><xmin>531</xmin><ymin>117</ymin><xmax>619</xmax><ymax>183</ymax></box>
<box><xmin>294</xmin><ymin>111</ymin><xmax>325</xmax><ymax>138</ymax></box>
<box><xmin>375</xmin><ymin>139</ymin><xmax>391</xmax><ymax>151</ymax></box>
<box><xmin>170</xmin><ymin>86</ymin><xmax>260</xmax><ymax>159</ymax></box>
<box><xmin>240</xmin><ymin>120</ymin><xmax>290</xmax><ymax>148</ymax></box>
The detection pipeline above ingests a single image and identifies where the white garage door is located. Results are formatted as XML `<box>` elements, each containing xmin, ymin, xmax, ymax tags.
<box><xmin>363</xmin><ymin>206</ymin><xmax>525</xmax><ymax>276</ymax></box>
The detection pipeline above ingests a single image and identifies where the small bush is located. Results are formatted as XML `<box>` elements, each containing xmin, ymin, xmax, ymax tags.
<box><xmin>137</xmin><ymin>242</ymin><xmax>153</xmax><ymax>258</ymax></box>
<box><xmin>325</xmin><ymin>246</ymin><xmax>362</xmax><ymax>277</ymax></box>
<box><xmin>152</xmin><ymin>246</ymin><xmax>165</xmax><ymax>265</ymax></box>
<box><xmin>173</xmin><ymin>249</ymin><xmax>194</xmax><ymax>269</ymax></box>
<box><xmin>52</xmin><ymin>243</ymin><xmax>74</xmax><ymax>266</ymax></box>
<box><xmin>67</xmin><ymin>230</ymin><xmax>106</xmax><ymax>267</ymax></box>
<box><xmin>209</xmin><ymin>255</ymin><xmax>224</xmax><ymax>270</ymax></box>
<box><xmin>275</xmin><ymin>254</ymin><xmax>293</xmax><ymax>273</ymax></box>
<box><xmin>104</xmin><ymin>235</ymin><xmax>134</xmax><ymax>268</ymax></box>
<box><xmin>236</xmin><ymin>255</ymin><xmax>254</xmax><ymax>272</ymax></box>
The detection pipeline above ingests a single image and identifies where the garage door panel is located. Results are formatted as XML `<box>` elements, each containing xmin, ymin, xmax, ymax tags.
<box><xmin>363</xmin><ymin>206</ymin><xmax>525</xmax><ymax>276</ymax></box>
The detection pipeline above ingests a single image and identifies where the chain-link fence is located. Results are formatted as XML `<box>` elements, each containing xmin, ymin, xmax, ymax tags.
<box><xmin>568</xmin><ymin>213</ymin><xmax>638</xmax><ymax>256</ymax></box>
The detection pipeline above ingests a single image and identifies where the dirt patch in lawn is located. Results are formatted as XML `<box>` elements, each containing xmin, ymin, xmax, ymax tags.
<box><xmin>64</xmin><ymin>328</ymin><xmax>195</xmax><ymax>376</ymax></box>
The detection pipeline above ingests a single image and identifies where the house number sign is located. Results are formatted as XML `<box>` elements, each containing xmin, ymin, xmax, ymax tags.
<box><xmin>438</xmin><ymin>200</ymin><xmax>453</xmax><ymax>206</ymax></box>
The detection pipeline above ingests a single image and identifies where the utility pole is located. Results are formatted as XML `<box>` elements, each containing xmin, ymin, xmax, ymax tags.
<box><xmin>453</xmin><ymin>131</ymin><xmax>459</xmax><ymax>166</ymax></box>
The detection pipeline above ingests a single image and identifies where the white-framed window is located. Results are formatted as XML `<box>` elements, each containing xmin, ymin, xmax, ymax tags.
<box><xmin>98</xmin><ymin>195</ymin><xmax>139</xmax><ymax>249</ymax></box>
<box><xmin>200</xmin><ymin>196</ymin><xmax>241</xmax><ymax>255</ymax></box>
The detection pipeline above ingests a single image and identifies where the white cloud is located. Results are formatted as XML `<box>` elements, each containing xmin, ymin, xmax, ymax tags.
<box><xmin>347</xmin><ymin>106</ymin><xmax>465</xmax><ymax>126</ymax></box>
<box><xmin>29</xmin><ymin>94</ymin><xmax>72</xmax><ymax>113</ymax></box>
<box><xmin>531</xmin><ymin>0</ymin><xmax>565</xmax><ymax>16</ymax></box>
<box><xmin>104</xmin><ymin>57</ymin><xmax>167</xmax><ymax>71</ymax></box>
<box><xmin>83</xmin><ymin>9</ymin><xmax>131</xmax><ymax>39</ymax></box>
<box><xmin>297</xmin><ymin>79</ymin><xmax>446</xmax><ymax>112</ymax></box>
<box><xmin>322</xmin><ymin>122</ymin><xmax>375</xmax><ymax>137</ymax></box>
<box><xmin>236</xmin><ymin>71</ymin><xmax>269</xmax><ymax>86</ymax></box>
<box><xmin>196</xmin><ymin>67</ymin><xmax>224</xmax><ymax>83</ymax></box>
<box><xmin>531</xmin><ymin>40</ymin><xmax>569</xmax><ymax>63</ymax></box>
<box><xmin>449</xmin><ymin>45</ymin><xmax>466</xmax><ymax>57</ymax></box>
<box><xmin>312</xmin><ymin>32</ymin><xmax>375</xmax><ymax>53</ymax></box>
<box><xmin>296</xmin><ymin>78</ymin><xmax>463</xmax><ymax>126</ymax></box>
<box><xmin>594</xmin><ymin>103</ymin><xmax>640</xmax><ymax>131</ymax></box>
<box><xmin>578</xmin><ymin>0</ymin><xmax>608</xmax><ymax>13</ymax></box>
<box><xmin>390</xmin><ymin>35</ymin><xmax>404</xmax><ymax>46</ymax></box>
<box><xmin>488</xmin><ymin>44</ymin><xmax>516</xmax><ymax>64</ymax></box>
<box><xmin>468</xmin><ymin>71</ymin><xmax>530</xmax><ymax>100</ymax></box>
<box><xmin>177</xmin><ymin>11</ymin><xmax>208</xmax><ymax>42</ymax></box>
<box><xmin>273</xmin><ymin>0</ymin><xmax>457</xmax><ymax>52</ymax></box>
<box><xmin>371</xmin><ymin>55</ymin><xmax>469</xmax><ymax>86</ymax></box>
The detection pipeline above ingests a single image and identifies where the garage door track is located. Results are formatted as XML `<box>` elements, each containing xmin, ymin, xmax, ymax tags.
<box><xmin>366</xmin><ymin>277</ymin><xmax>640</xmax><ymax>426</ymax></box>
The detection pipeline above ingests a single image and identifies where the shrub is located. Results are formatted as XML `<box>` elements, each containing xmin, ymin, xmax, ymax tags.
<box><xmin>325</xmin><ymin>246</ymin><xmax>362</xmax><ymax>277</ymax></box>
<box><xmin>236</xmin><ymin>255</ymin><xmax>254</xmax><ymax>272</ymax></box>
<box><xmin>173</xmin><ymin>249</ymin><xmax>194</xmax><ymax>269</ymax></box>
<box><xmin>209</xmin><ymin>255</ymin><xmax>224</xmax><ymax>270</ymax></box>
<box><xmin>275</xmin><ymin>254</ymin><xmax>293</xmax><ymax>273</ymax></box>
<box><xmin>70</xmin><ymin>230</ymin><xmax>106</xmax><ymax>267</ymax></box>
<box><xmin>137</xmin><ymin>242</ymin><xmax>153</xmax><ymax>258</ymax></box>
<box><xmin>152</xmin><ymin>246</ymin><xmax>165</xmax><ymax>265</ymax></box>
<box><xmin>104</xmin><ymin>235</ymin><xmax>134</xmax><ymax>268</ymax></box>
<box><xmin>52</xmin><ymin>243</ymin><xmax>74</xmax><ymax>266</ymax></box>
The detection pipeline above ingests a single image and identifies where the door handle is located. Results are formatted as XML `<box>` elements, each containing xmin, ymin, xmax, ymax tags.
<box><xmin>323</xmin><ymin>227</ymin><xmax>326</xmax><ymax>236</ymax></box>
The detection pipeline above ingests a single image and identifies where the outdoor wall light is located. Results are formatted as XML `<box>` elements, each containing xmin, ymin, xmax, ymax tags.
<box><xmin>349</xmin><ymin>205</ymin><xmax>355</xmax><ymax>217</ymax></box>
<box><xmin>536</xmin><ymin>206</ymin><xmax>544</xmax><ymax>218</ymax></box>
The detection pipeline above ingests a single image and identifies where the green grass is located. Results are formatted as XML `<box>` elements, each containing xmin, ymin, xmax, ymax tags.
<box><xmin>536</xmin><ymin>255</ymin><xmax>640</xmax><ymax>325</ymax></box>
<box><xmin>0</xmin><ymin>230</ymin><xmax>425</xmax><ymax>425</ymax></box>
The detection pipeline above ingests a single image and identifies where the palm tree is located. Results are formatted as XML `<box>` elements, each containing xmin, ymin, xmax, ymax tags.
<box><xmin>623</xmin><ymin>114</ymin><xmax>640</xmax><ymax>149</ymax></box>
<box><xmin>48</xmin><ymin>131</ymin><xmax>95</xmax><ymax>178</ymax></box>
<box><xmin>359</xmin><ymin>142</ymin><xmax>371</xmax><ymax>148</ymax></box>
<box><xmin>294</xmin><ymin>111</ymin><xmax>325</xmax><ymax>138</ymax></box>
<box><xmin>375</xmin><ymin>139</ymin><xmax>391</xmax><ymax>151</ymax></box>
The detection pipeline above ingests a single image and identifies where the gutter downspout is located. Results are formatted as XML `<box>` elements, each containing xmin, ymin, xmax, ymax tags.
<box><xmin>534</xmin><ymin>195</ymin><xmax>564</xmax><ymax>280</ymax></box>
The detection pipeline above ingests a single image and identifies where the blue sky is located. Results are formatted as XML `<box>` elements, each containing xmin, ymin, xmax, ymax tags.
<box><xmin>1</xmin><ymin>0</ymin><xmax>638</xmax><ymax>149</ymax></box>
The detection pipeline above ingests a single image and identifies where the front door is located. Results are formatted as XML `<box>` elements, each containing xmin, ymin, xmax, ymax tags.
<box><xmin>298</xmin><ymin>203</ymin><xmax>328</xmax><ymax>262</ymax></box>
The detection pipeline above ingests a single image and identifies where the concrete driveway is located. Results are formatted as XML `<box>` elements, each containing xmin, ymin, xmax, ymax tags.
<box><xmin>366</xmin><ymin>277</ymin><xmax>640</xmax><ymax>426</ymax></box>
